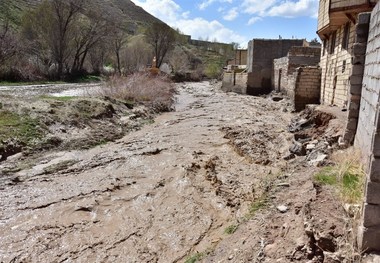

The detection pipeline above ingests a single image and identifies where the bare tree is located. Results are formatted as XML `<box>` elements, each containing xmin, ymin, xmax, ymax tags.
<box><xmin>22</xmin><ymin>0</ymin><xmax>84</xmax><ymax>79</ymax></box>
<box><xmin>145</xmin><ymin>23</ymin><xmax>176</xmax><ymax>68</ymax></box>
<box><xmin>0</xmin><ymin>21</ymin><xmax>18</xmax><ymax>66</ymax></box>
<box><xmin>168</xmin><ymin>46</ymin><xmax>189</xmax><ymax>74</ymax></box>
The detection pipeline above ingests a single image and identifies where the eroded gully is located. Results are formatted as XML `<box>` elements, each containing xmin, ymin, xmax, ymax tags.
<box><xmin>0</xmin><ymin>82</ymin><xmax>293</xmax><ymax>262</ymax></box>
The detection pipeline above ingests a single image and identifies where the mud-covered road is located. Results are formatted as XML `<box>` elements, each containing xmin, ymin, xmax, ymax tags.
<box><xmin>0</xmin><ymin>82</ymin><xmax>348</xmax><ymax>262</ymax></box>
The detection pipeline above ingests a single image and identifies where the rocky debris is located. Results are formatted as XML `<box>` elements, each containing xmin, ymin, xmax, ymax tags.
<box><xmin>285</xmin><ymin>107</ymin><xmax>343</xmax><ymax>167</ymax></box>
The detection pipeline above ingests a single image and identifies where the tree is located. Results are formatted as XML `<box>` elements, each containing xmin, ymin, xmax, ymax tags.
<box><xmin>0</xmin><ymin>20</ymin><xmax>18</xmax><ymax>66</ymax></box>
<box><xmin>22</xmin><ymin>0</ymin><xmax>84</xmax><ymax>79</ymax></box>
<box><xmin>145</xmin><ymin>23</ymin><xmax>176</xmax><ymax>68</ymax></box>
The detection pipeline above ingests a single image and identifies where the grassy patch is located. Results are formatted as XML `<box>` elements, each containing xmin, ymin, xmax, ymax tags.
<box><xmin>224</xmin><ymin>224</ymin><xmax>238</xmax><ymax>235</ymax></box>
<box><xmin>248</xmin><ymin>197</ymin><xmax>269</xmax><ymax>217</ymax></box>
<box><xmin>0</xmin><ymin>110</ymin><xmax>42</xmax><ymax>145</ymax></box>
<box><xmin>185</xmin><ymin>252</ymin><xmax>204</xmax><ymax>263</ymax></box>
<box><xmin>313</xmin><ymin>149</ymin><xmax>365</xmax><ymax>204</ymax></box>
<box><xmin>0</xmin><ymin>81</ymin><xmax>67</xmax><ymax>86</ymax></box>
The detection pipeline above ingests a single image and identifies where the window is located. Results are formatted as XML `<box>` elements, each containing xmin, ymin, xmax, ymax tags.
<box><xmin>329</xmin><ymin>31</ymin><xmax>336</xmax><ymax>54</ymax></box>
<box><xmin>342</xmin><ymin>23</ymin><xmax>350</xmax><ymax>50</ymax></box>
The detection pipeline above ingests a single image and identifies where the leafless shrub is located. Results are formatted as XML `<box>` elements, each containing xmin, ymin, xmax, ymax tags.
<box><xmin>99</xmin><ymin>72</ymin><xmax>176</xmax><ymax>112</ymax></box>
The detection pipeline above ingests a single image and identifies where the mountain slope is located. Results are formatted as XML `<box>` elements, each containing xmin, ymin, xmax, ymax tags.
<box><xmin>0</xmin><ymin>0</ymin><xmax>164</xmax><ymax>30</ymax></box>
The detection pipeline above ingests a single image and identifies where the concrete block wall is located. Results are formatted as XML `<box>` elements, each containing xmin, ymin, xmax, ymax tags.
<box><xmin>294</xmin><ymin>67</ymin><xmax>321</xmax><ymax>111</ymax></box>
<box><xmin>273</xmin><ymin>57</ymin><xmax>289</xmax><ymax>92</ymax></box>
<box><xmin>356</xmin><ymin>2</ymin><xmax>380</xmax><ymax>252</ymax></box>
<box><xmin>247</xmin><ymin>39</ymin><xmax>305</xmax><ymax>95</ymax></box>
<box><xmin>344</xmin><ymin>13</ymin><xmax>371</xmax><ymax>144</ymax></box>
<box><xmin>221</xmin><ymin>72</ymin><xmax>248</xmax><ymax>94</ymax></box>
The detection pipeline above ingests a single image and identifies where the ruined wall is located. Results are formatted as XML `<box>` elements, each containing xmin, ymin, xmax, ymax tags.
<box><xmin>294</xmin><ymin>67</ymin><xmax>321</xmax><ymax>111</ymax></box>
<box><xmin>221</xmin><ymin>72</ymin><xmax>248</xmax><ymax>94</ymax></box>
<box><xmin>320</xmin><ymin>21</ymin><xmax>356</xmax><ymax>108</ymax></box>
<box><xmin>246</xmin><ymin>39</ymin><xmax>305</xmax><ymax>95</ymax></box>
<box><xmin>357</xmin><ymin>3</ymin><xmax>380</xmax><ymax>252</ymax></box>
<box><xmin>228</xmin><ymin>50</ymin><xmax>248</xmax><ymax>66</ymax></box>
<box><xmin>273</xmin><ymin>46</ymin><xmax>321</xmax><ymax>95</ymax></box>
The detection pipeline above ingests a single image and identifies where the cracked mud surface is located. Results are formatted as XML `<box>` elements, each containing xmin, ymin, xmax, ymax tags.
<box><xmin>0</xmin><ymin>82</ymin><xmax>349</xmax><ymax>262</ymax></box>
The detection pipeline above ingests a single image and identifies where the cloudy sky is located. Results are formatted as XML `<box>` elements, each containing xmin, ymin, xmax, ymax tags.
<box><xmin>130</xmin><ymin>0</ymin><xmax>319</xmax><ymax>48</ymax></box>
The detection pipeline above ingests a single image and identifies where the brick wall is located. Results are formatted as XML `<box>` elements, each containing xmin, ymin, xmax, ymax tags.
<box><xmin>273</xmin><ymin>46</ymin><xmax>321</xmax><ymax>96</ymax></box>
<box><xmin>294</xmin><ymin>67</ymin><xmax>321</xmax><ymax>111</ymax></box>
<box><xmin>356</xmin><ymin>2</ymin><xmax>380</xmax><ymax>252</ymax></box>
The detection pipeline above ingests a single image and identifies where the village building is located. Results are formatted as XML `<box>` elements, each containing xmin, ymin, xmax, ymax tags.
<box><xmin>317</xmin><ymin>0</ymin><xmax>377</xmax><ymax>109</ymax></box>
<box><xmin>317</xmin><ymin>0</ymin><xmax>380</xmax><ymax>252</ymax></box>
<box><xmin>273</xmin><ymin>46</ymin><xmax>321</xmax><ymax>111</ymax></box>
<box><xmin>222</xmin><ymin>39</ymin><xmax>308</xmax><ymax>95</ymax></box>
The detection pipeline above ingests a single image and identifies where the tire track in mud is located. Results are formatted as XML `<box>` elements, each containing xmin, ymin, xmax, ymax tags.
<box><xmin>0</xmin><ymin>82</ymin><xmax>293</xmax><ymax>263</ymax></box>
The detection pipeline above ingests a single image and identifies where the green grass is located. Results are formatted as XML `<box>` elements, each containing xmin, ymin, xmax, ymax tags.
<box><xmin>313</xmin><ymin>151</ymin><xmax>365</xmax><ymax>204</ymax></box>
<box><xmin>314</xmin><ymin>167</ymin><xmax>337</xmax><ymax>185</ymax></box>
<box><xmin>185</xmin><ymin>252</ymin><xmax>204</xmax><ymax>263</ymax></box>
<box><xmin>224</xmin><ymin>224</ymin><xmax>238</xmax><ymax>234</ymax></box>
<box><xmin>0</xmin><ymin>81</ymin><xmax>67</xmax><ymax>86</ymax></box>
<box><xmin>248</xmin><ymin>197</ymin><xmax>268</xmax><ymax>216</ymax></box>
<box><xmin>0</xmin><ymin>110</ymin><xmax>42</xmax><ymax>146</ymax></box>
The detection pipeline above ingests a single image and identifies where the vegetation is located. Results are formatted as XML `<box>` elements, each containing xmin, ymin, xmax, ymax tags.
<box><xmin>184</xmin><ymin>252</ymin><xmax>204</xmax><ymax>263</ymax></box>
<box><xmin>313</xmin><ymin>149</ymin><xmax>365</xmax><ymax>204</ymax></box>
<box><xmin>100</xmin><ymin>72</ymin><xmax>176</xmax><ymax>112</ymax></box>
<box><xmin>224</xmin><ymin>224</ymin><xmax>238</xmax><ymax>234</ymax></box>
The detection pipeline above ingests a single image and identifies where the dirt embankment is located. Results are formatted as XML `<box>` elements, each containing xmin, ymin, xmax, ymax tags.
<box><xmin>0</xmin><ymin>82</ymin><xmax>358</xmax><ymax>262</ymax></box>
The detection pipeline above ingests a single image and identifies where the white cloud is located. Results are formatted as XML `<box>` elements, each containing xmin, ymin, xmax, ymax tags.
<box><xmin>199</xmin><ymin>0</ymin><xmax>234</xmax><ymax>10</ymax></box>
<box><xmin>241</xmin><ymin>0</ymin><xmax>277</xmax><ymax>16</ymax></box>
<box><xmin>267</xmin><ymin>0</ymin><xmax>319</xmax><ymax>18</ymax></box>
<box><xmin>131</xmin><ymin>0</ymin><xmax>180</xmax><ymax>22</ymax></box>
<box><xmin>130</xmin><ymin>0</ymin><xmax>247</xmax><ymax>47</ymax></box>
<box><xmin>241</xmin><ymin>0</ymin><xmax>318</xmax><ymax>18</ymax></box>
<box><xmin>247</xmin><ymin>17</ymin><xmax>262</xmax><ymax>25</ymax></box>
<box><xmin>223</xmin><ymin>8</ymin><xmax>239</xmax><ymax>21</ymax></box>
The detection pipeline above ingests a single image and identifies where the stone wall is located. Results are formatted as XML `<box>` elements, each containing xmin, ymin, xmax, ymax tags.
<box><xmin>294</xmin><ymin>67</ymin><xmax>321</xmax><ymax>111</ymax></box>
<box><xmin>357</xmin><ymin>3</ymin><xmax>380</xmax><ymax>252</ymax></box>
<box><xmin>228</xmin><ymin>49</ymin><xmax>248</xmax><ymax>66</ymax></box>
<box><xmin>246</xmin><ymin>39</ymin><xmax>306</xmax><ymax>95</ymax></box>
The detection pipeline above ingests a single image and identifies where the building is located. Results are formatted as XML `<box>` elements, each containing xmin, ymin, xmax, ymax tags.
<box><xmin>273</xmin><ymin>46</ymin><xmax>321</xmax><ymax>111</ymax></box>
<box><xmin>227</xmin><ymin>49</ymin><xmax>248</xmax><ymax>66</ymax></box>
<box><xmin>317</xmin><ymin>0</ymin><xmax>377</xmax><ymax>108</ymax></box>
<box><xmin>222</xmin><ymin>39</ymin><xmax>308</xmax><ymax>95</ymax></box>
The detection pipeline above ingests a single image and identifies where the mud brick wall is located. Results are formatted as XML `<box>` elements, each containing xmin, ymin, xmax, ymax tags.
<box><xmin>294</xmin><ymin>67</ymin><xmax>321</xmax><ymax>111</ymax></box>
<box><xmin>357</xmin><ymin>2</ymin><xmax>380</xmax><ymax>252</ymax></box>
<box><xmin>246</xmin><ymin>39</ymin><xmax>305</xmax><ymax>95</ymax></box>
<box><xmin>221</xmin><ymin>72</ymin><xmax>248</xmax><ymax>94</ymax></box>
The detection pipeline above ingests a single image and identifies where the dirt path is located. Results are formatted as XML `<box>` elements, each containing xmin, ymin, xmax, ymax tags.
<box><xmin>0</xmin><ymin>82</ymin><xmax>347</xmax><ymax>262</ymax></box>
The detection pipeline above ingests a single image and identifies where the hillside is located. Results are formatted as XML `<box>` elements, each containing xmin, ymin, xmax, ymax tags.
<box><xmin>0</xmin><ymin>0</ymin><xmax>164</xmax><ymax>30</ymax></box>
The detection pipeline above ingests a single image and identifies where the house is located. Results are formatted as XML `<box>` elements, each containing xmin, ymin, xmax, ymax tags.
<box><xmin>222</xmin><ymin>38</ymin><xmax>308</xmax><ymax>95</ymax></box>
<box><xmin>317</xmin><ymin>0</ymin><xmax>377</xmax><ymax>108</ymax></box>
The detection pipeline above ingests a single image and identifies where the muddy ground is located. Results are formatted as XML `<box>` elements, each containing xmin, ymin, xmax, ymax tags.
<box><xmin>0</xmin><ymin>82</ymin><xmax>359</xmax><ymax>262</ymax></box>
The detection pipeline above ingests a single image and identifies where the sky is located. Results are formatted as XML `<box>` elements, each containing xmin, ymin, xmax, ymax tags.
<box><xmin>130</xmin><ymin>0</ymin><xmax>320</xmax><ymax>48</ymax></box>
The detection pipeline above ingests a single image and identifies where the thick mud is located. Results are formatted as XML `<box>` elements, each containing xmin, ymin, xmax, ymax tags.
<box><xmin>0</xmin><ymin>82</ymin><xmax>349</xmax><ymax>262</ymax></box>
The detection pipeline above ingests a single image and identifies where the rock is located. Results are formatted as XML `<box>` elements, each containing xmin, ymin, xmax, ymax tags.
<box><xmin>228</xmin><ymin>254</ymin><xmax>234</xmax><ymax>260</ymax></box>
<box><xmin>306</xmin><ymin>144</ymin><xmax>316</xmax><ymax>150</ymax></box>
<box><xmin>308</xmin><ymin>154</ymin><xmax>327</xmax><ymax>166</ymax></box>
<box><xmin>343</xmin><ymin>203</ymin><xmax>361</xmax><ymax>217</ymax></box>
<box><xmin>277</xmin><ymin>182</ymin><xmax>290</xmax><ymax>187</ymax></box>
<box><xmin>277</xmin><ymin>205</ymin><xmax>288</xmax><ymax>213</ymax></box>
<box><xmin>289</xmin><ymin>141</ymin><xmax>306</xmax><ymax>156</ymax></box>
<box><xmin>323</xmin><ymin>252</ymin><xmax>343</xmax><ymax>263</ymax></box>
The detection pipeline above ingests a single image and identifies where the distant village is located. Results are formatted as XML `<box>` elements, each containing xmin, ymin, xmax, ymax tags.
<box><xmin>221</xmin><ymin>0</ymin><xmax>380</xmax><ymax>252</ymax></box>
